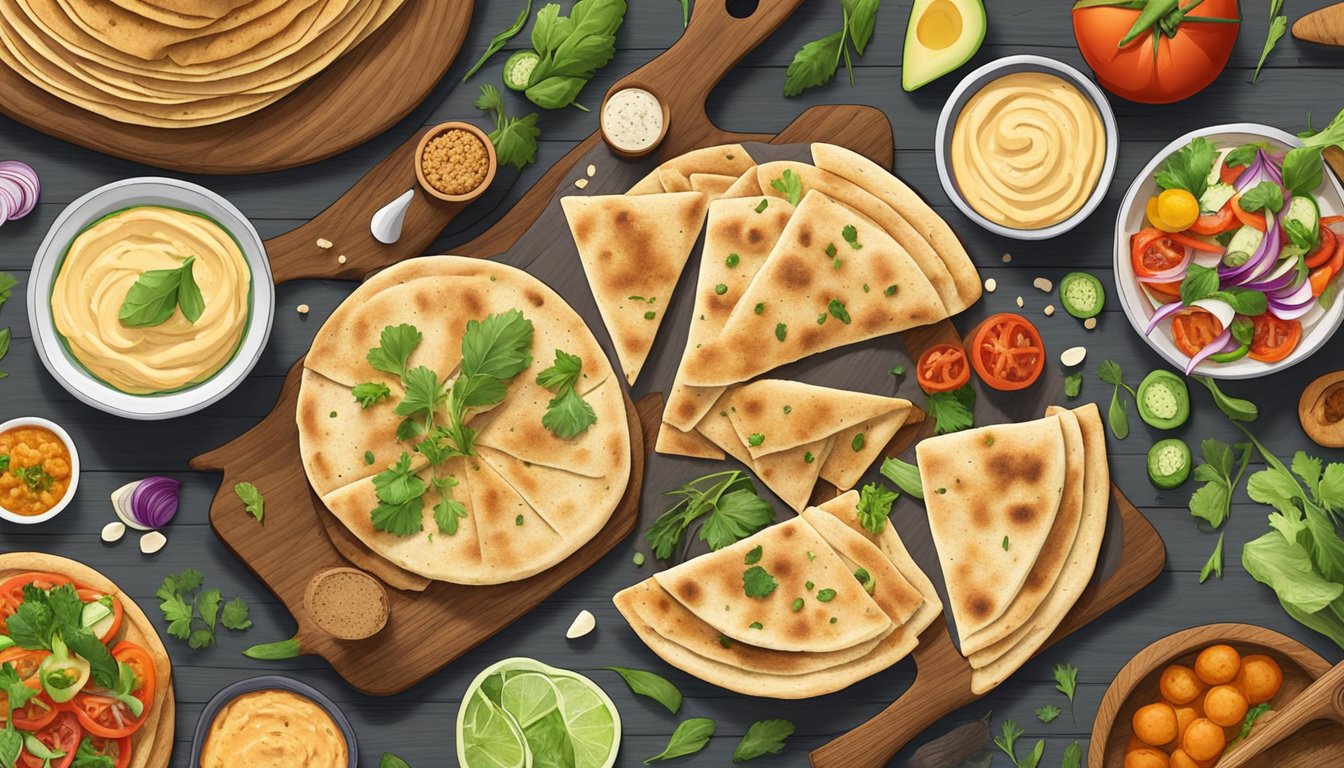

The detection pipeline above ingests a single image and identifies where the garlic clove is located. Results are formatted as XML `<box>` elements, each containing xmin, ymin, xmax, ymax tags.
<box><xmin>566</xmin><ymin>609</ymin><xmax>596</xmax><ymax>639</ymax></box>
<box><xmin>101</xmin><ymin>521</ymin><xmax>126</xmax><ymax>543</ymax></box>
<box><xmin>140</xmin><ymin>530</ymin><xmax>167</xmax><ymax>555</ymax></box>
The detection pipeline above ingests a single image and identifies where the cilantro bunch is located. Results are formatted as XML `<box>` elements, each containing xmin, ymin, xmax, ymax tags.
<box><xmin>645</xmin><ymin>471</ymin><xmax>775</xmax><ymax>561</ymax></box>
<box><xmin>156</xmin><ymin>569</ymin><xmax>251</xmax><ymax>649</ymax></box>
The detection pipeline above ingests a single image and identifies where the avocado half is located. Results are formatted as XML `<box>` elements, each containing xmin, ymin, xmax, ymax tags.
<box><xmin>902</xmin><ymin>0</ymin><xmax>987</xmax><ymax>92</ymax></box>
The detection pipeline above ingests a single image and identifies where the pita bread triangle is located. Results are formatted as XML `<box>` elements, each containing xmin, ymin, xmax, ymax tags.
<box><xmin>689</xmin><ymin>173</ymin><xmax>738</xmax><ymax>200</ymax></box>
<box><xmin>626</xmin><ymin>144</ymin><xmax>756</xmax><ymax>195</ymax></box>
<box><xmin>959</xmin><ymin>408</ymin><xmax>1085</xmax><ymax>656</ymax></box>
<box><xmin>652</xmin><ymin>516</ymin><xmax>891</xmax><ymax>653</ymax></box>
<box><xmin>969</xmin><ymin>404</ymin><xmax>1110</xmax><ymax>694</ymax></box>
<box><xmin>916</xmin><ymin>415</ymin><xmax>1067</xmax><ymax>644</ymax></box>
<box><xmin>679</xmin><ymin>190</ymin><xmax>948</xmax><ymax>387</ymax></box>
<box><xmin>819</xmin><ymin>406</ymin><xmax>915</xmax><ymax>491</ymax></box>
<box><xmin>561</xmin><ymin>191</ymin><xmax>709</xmax><ymax>384</ymax></box>
<box><xmin>723</xmin><ymin>379</ymin><xmax>911</xmax><ymax>460</ymax></box>
<box><xmin>693</xmin><ymin>401</ymin><xmax>831</xmax><ymax>512</ymax></box>
<box><xmin>663</xmin><ymin>197</ymin><xmax>796</xmax><ymax>432</ymax></box>
<box><xmin>653</xmin><ymin>421</ymin><xmax>724</xmax><ymax>461</ymax></box>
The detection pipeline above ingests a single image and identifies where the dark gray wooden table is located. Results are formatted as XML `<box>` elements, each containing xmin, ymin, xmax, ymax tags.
<box><xmin>3</xmin><ymin>2</ymin><xmax>1344</xmax><ymax>765</ymax></box>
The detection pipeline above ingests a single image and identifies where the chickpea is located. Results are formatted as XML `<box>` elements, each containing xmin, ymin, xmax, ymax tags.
<box><xmin>1181</xmin><ymin>718</ymin><xmax>1226</xmax><ymax>762</ymax></box>
<box><xmin>1194</xmin><ymin>645</ymin><xmax>1241</xmax><ymax>685</ymax></box>
<box><xmin>1160</xmin><ymin>665</ymin><xmax>1206</xmax><ymax>705</ymax></box>
<box><xmin>1236</xmin><ymin>655</ymin><xmax>1284</xmax><ymax>705</ymax></box>
<box><xmin>1133</xmin><ymin>702</ymin><xmax>1179</xmax><ymax>746</ymax></box>
<box><xmin>1169</xmin><ymin>748</ymin><xmax>1215</xmax><ymax>768</ymax></box>
<box><xmin>1173</xmin><ymin>705</ymin><xmax>1201</xmax><ymax>740</ymax></box>
<box><xmin>1203</xmin><ymin>684</ymin><xmax>1249</xmax><ymax>727</ymax></box>
<box><xmin>1125</xmin><ymin>748</ymin><xmax>1170</xmax><ymax>768</ymax></box>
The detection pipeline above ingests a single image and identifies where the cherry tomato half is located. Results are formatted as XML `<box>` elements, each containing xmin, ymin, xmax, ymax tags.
<box><xmin>1131</xmin><ymin>228</ymin><xmax>1187</xmax><ymax>276</ymax></box>
<box><xmin>916</xmin><ymin>344</ymin><xmax>971</xmax><ymax>394</ymax></box>
<box><xmin>69</xmin><ymin>642</ymin><xmax>156</xmax><ymax>739</ymax></box>
<box><xmin>17</xmin><ymin>711</ymin><xmax>81</xmax><ymax>768</ymax></box>
<box><xmin>968</xmin><ymin>314</ymin><xmax>1045</xmax><ymax>391</ymax></box>
<box><xmin>1250</xmin><ymin>314</ymin><xmax>1302</xmax><ymax>363</ymax></box>
<box><xmin>1171</xmin><ymin>309</ymin><xmax>1224</xmax><ymax>359</ymax></box>
<box><xmin>1220</xmin><ymin>160</ymin><xmax>1247</xmax><ymax>186</ymax></box>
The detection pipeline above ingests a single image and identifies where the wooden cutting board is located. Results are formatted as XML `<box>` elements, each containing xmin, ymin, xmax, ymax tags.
<box><xmin>0</xmin><ymin>0</ymin><xmax>473</xmax><ymax>174</ymax></box>
<box><xmin>190</xmin><ymin>0</ymin><xmax>900</xmax><ymax>695</ymax></box>
<box><xmin>806</xmin><ymin>324</ymin><xmax>1167</xmax><ymax>768</ymax></box>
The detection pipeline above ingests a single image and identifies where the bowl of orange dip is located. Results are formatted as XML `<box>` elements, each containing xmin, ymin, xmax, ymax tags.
<box><xmin>0</xmin><ymin>417</ymin><xmax>79</xmax><ymax>525</ymax></box>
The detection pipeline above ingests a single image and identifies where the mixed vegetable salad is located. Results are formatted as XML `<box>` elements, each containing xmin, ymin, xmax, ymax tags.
<box><xmin>0</xmin><ymin>573</ymin><xmax>158</xmax><ymax>768</ymax></box>
<box><xmin>1130</xmin><ymin>109</ymin><xmax>1344</xmax><ymax>372</ymax></box>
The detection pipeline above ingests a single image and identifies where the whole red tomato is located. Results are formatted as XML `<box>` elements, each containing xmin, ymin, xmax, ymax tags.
<box><xmin>1073</xmin><ymin>0</ymin><xmax>1241</xmax><ymax>104</ymax></box>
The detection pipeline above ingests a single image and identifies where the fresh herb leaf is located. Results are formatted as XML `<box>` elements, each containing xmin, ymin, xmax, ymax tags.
<box><xmin>744</xmin><ymin>545</ymin><xmax>763</xmax><ymax>565</ymax></box>
<box><xmin>843</xmin><ymin>0</ymin><xmax>881</xmax><ymax>55</ymax></box>
<box><xmin>523</xmin><ymin>0</ymin><xmax>627</xmax><ymax>110</ymax></box>
<box><xmin>827</xmin><ymin>298</ymin><xmax>851</xmax><ymax>324</ymax></box>
<box><xmin>769</xmin><ymin>169</ymin><xmax>803</xmax><ymax>206</ymax></box>
<box><xmin>462</xmin><ymin>0</ymin><xmax>534</xmax><ymax>82</ymax></box>
<box><xmin>1193</xmin><ymin>375</ymin><xmax>1259</xmax><ymax>422</ymax></box>
<box><xmin>783</xmin><ymin>29</ymin><xmax>844</xmax><ymax>97</ymax></box>
<box><xmin>366</xmin><ymin>323</ymin><xmax>422</xmax><ymax>379</ymax></box>
<box><xmin>535</xmin><ymin>348</ymin><xmax>583</xmax><ymax>390</ymax></box>
<box><xmin>842</xmin><ymin>224</ymin><xmax>861</xmax><ymax>249</ymax></box>
<box><xmin>645</xmin><ymin>471</ymin><xmax>775</xmax><ymax>560</ymax></box>
<box><xmin>118</xmin><ymin>256</ymin><xmax>203</xmax><ymax>328</ymax></box>
<box><xmin>880</xmin><ymin>457</ymin><xmax>924</xmax><ymax>499</ymax></box>
<box><xmin>1053</xmin><ymin>662</ymin><xmax>1078</xmax><ymax>702</ymax></box>
<box><xmin>732</xmin><ymin>719</ymin><xmax>794</xmax><ymax>762</ymax></box>
<box><xmin>537</xmin><ymin>349</ymin><xmax>596</xmax><ymax>439</ymax></box>
<box><xmin>743</xmin><ymin>565</ymin><xmax>778</xmax><ymax>599</ymax></box>
<box><xmin>378</xmin><ymin>754</ymin><xmax>412</xmax><ymax>768</ymax></box>
<box><xmin>1189</xmin><ymin>439</ymin><xmax>1252</xmax><ymax>529</ymax></box>
<box><xmin>1098</xmin><ymin>360</ymin><xmax>1134</xmax><ymax>439</ymax></box>
<box><xmin>993</xmin><ymin>720</ymin><xmax>1023</xmax><ymax>764</ymax></box>
<box><xmin>606</xmin><ymin>667</ymin><xmax>682</xmax><ymax>714</ymax></box>
<box><xmin>477</xmin><ymin>86</ymin><xmax>542</xmax><ymax>169</ymax></box>
<box><xmin>155</xmin><ymin>569</ymin><xmax>249</xmax><ymax>650</ymax></box>
<box><xmin>1237</xmin><ymin>181</ymin><xmax>1285</xmax><ymax>214</ymax></box>
<box><xmin>0</xmin><ymin>328</ymin><xmax>9</xmax><ymax>381</ymax></box>
<box><xmin>926</xmin><ymin>384</ymin><xmax>975</xmax><ymax>434</ymax></box>
<box><xmin>1201</xmin><ymin>533</ymin><xmax>1226</xmax><ymax>583</ymax></box>
<box><xmin>0</xmin><ymin>272</ymin><xmax>15</xmax><ymax>309</ymax></box>
<box><xmin>1154</xmin><ymin>136</ymin><xmax>1216</xmax><ymax>199</ymax></box>
<box><xmin>646</xmin><ymin>718</ymin><xmax>715</xmax><ymax>764</ymax></box>
<box><xmin>0</xmin><ymin>663</ymin><xmax>37</xmax><ymax>715</ymax></box>
<box><xmin>1232</xmin><ymin>703</ymin><xmax>1272</xmax><ymax>745</ymax></box>
<box><xmin>461</xmin><ymin>310</ymin><xmax>534</xmax><ymax>379</ymax></box>
<box><xmin>856</xmin><ymin>482</ymin><xmax>898</xmax><ymax>535</ymax></box>
<box><xmin>351</xmin><ymin>382</ymin><xmax>392</xmax><ymax>408</ymax></box>
<box><xmin>1036</xmin><ymin>704</ymin><xmax>1060</xmax><ymax>724</ymax></box>
<box><xmin>1179</xmin><ymin>263</ymin><xmax>1222</xmax><ymax>306</ymax></box>
<box><xmin>1061</xmin><ymin>741</ymin><xmax>1083</xmax><ymax>768</ymax></box>
<box><xmin>233</xmin><ymin>482</ymin><xmax>264</xmax><ymax>524</ymax></box>
<box><xmin>70</xmin><ymin>737</ymin><xmax>116</xmax><ymax>768</ymax></box>
<box><xmin>1064</xmin><ymin>373</ymin><xmax>1082</xmax><ymax>399</ymax></box>
<box><xmin>370</xmin><ymin>453</ymin><xmax>427</xmax><ymax>537</ymax></box>
<box><xmin>1253</xmin><ymin>0</ymin><xmax>1287</xmax><ymax>83</ymax></box>
<box><xmin>221</xmin><ymin>597</ymin><xmax>251</xmax><ymax>631</ymax></box>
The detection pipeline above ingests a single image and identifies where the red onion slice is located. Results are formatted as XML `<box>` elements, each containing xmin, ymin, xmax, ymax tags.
<box><xmin>1185</xmin><ymin>328</ymin><xmax>1232</xmax><ymax>374</ymax></box>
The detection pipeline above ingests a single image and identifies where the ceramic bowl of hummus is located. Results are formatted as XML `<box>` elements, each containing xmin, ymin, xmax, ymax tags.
<box><xmin>27</xmin><ymin>178</ymin><xmax>274</xmax><ymax>419</ymax></box>
<box><xmin>190</xmin><ymin>675</ymin><xmax>356</xmax><ymax>768</ymax></box>
<box><xmin>935</xmin><ymin>55</ymin><xmax>1119</xmax><ymax>240</ymax></box>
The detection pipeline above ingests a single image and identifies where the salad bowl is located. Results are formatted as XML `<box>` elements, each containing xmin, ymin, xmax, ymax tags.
<box><xmin>1114</xmin><ymin>124</ymin><xmax>1344</xmax><ymax>379</ymax></box>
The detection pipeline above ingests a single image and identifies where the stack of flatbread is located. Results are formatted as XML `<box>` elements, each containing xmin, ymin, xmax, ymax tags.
<box><xmin>687</xmin><ymin>379</ymin><xmax>913</xmax><ymax>511</ymax></box>
<box><xmin>916</xmin><ymin>404</ymin><xmax>1110</xmax><ymax>694</ymax></box>
<box><xmin>0</xmin><ymin>0</ymin><xmax>405</xmax><ymax>126</ymax></box>
<box><xmin>297</xmin><ymin>256</ymin><xmax>632</xmax><ymax>585</ymax></box>
<box><xmin>614</xmin><ymin>490</ymin><xmax>941</xmax><ymax>698</ymax></box>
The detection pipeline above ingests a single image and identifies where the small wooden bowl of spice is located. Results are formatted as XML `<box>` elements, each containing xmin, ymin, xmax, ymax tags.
<box><xmin>414</xmin><ymin>122</ymin><xmax>496</xmax><ymax>203</ymax></box>
<box><xmin>304</xmin><ymin>567</ymin><xmax>389</xmax><ymax>640</ymax></box>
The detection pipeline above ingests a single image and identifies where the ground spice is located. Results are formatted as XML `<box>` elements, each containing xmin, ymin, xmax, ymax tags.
<box><xmin>420</xmin><ymin>129</ymin><xmax>490</xmax><ymax>196</ymax></box>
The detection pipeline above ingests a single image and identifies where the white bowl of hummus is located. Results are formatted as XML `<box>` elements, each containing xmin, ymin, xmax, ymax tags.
<box><xmin>28</xmin><ymin>178</ymin><xmax>274</xmax><ymax>419</ymax></box>
<box><xmin>191</xmin><ymin>675</ymin><xmax>356</xmax><ymax>768</ymax></box>
<box><xmin>936</xmin><ymin>55</ymin><xmax>1119</xmax><ymax>240</ymax></box>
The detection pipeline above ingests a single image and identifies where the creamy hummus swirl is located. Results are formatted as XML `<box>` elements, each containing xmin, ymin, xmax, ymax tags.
<box><xmin>201</xmin><ymin>690</ymin><xmax>347</xmax><ymax>768</ymax></box>
<box><xmin>950</xmin><ymin>72</ymin><xmax>1105</xmax><ymax>229</ymax></box>
<box><xmin>51</xmin><ymin>206</ymin><xmax>251</xmax><ymax>394</ymax></box>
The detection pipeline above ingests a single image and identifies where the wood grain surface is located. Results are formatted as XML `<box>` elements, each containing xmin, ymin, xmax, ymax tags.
<box><xmin>0</xmin><ymin>0</ymin><xmax>473</xmax><ymax>174</ymax></box>
<box><xmin>4</xmin><ymin>1</ymin><xmax>1344</xmax><ymax>766</ymax></box>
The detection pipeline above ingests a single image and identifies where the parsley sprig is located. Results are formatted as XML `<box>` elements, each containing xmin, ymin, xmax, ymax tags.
<box><xmin>1188</xmin><ymin>439</ymin><xmax>1252</xmax><ymax>582</ymax></box>
<box><xmin>535</xmin><ymin>349</ymin><xmax>597</xmax><ymax>439</ymax></box>
<box><xmin>926</xmin><ymin>384</ymin><xmax>975</xmax><ymax>434</ymax></box>
<box><xmin>993</xmin><ymin>720</ymin><xmax>1044</xmax><ymax>768</ymax></box>
<box><xmin>645</xmin><ymin>471</ymin><xmax>775</xmax><ymax>561</ymax></box>
<box><xmin>156</xmin><ymin>569</ymin><xmax>251</xmax><ymax>650</ymax></box>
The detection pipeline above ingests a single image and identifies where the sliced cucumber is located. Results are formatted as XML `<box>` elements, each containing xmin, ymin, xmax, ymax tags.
<box><xmin>1283</xmin><ymin>195</ymin><xmax>1320</xmax><ymax>235</ymax></box>
<box><xmin>1059</xmin><ymin>272</ymin><xmax>1105</xmax><ymax>319</ymax></box>
<box><xmin>1148</xmin><ymin>438</ymin><xmax>1192</xmax><ymax>489</ymax></box>
<box><xmin>1199</xmin><ymin>182</ymin><xmax>1237</xmax><ymax>215</ymax></box>
<box><xmin>502</xmin><ymin>50</ymin><xmax>540</xmax><ymax>91</ymax></box>
<box><xmin>1224</xmin><ymin>226</ymin><xmax>1264</xmax><ymax>267</ymax></box>
<box><xmin>1137</xmin><ymin>370</ymin><xmax>1190</xmax><ymax>430</ymax></box>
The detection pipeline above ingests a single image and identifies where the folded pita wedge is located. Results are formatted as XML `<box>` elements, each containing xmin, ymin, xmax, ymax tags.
<box><xmin>917</xmin><ymin>415</ymin><xmax>1067</xmax><ymax>644</ymax></box>
<box><xmin>756</xmin><ymin>160</ymin><xmax>962</xmax><ymax>314</ymax></box>
<box><xmin>721</xmin><ymin>379</ymin><xmax>911</xmax><ymax>461</ymax></box>
<box><xmin>819</xmin><ymin>406</ymin><xmax>915</xmax><ymax>491</ymax></box>
<box><xmin>693</xmin><ymin>401</ymin><xmax>830</xmax><ymax>511</ymax></box>
<box><xmin>810</xmin><ymin>143</ymin><xmax>982</xmax><ymax>312</ymax></box>
<box><xmin>626</xmin><ymin>144</ymin><xmax>755</xmax><ymax>195</ymax></box>
<box><xmin>802</xmin><ymin>508</ymin><xmax>926</xmax><ymax>627</ymax></box>
<box><xmin>561</xmin><ymin>191</ymin><xmax>709</xmax><ymax>384</ymax></box>
<box><xmin>680</xmin><ymin>190</ymin><xmax>947</xmax><ymax>387</ymax></box>
<box><xmin>969</xmin><ymin>404</ymin><xmax>1110</xmax><ymax>694</ymax></box>
<box><xmin>722</xmin><ymin>166</ymin><xmax>763</xmax><ymax>198</ymax></box>
<box><xmin>958</xmin><ymin>408</ymin><xmax>1085</xmax><ymax>656</ymax></box>
<box><xmin>689</xmin><ymin>172</ymin><xmax>738</xmax><ymax>200</ymax></box>
<box><xmin>658</xmin><ymin>168</ymin><xmax>692</xmax><ymax>193</ymax></box>
<box><xmin>654</xmin><ymin>421</ymin><xmax>724</xmax><ymax>460</ymax></box>
<box><xmin>663</xmin><ymin>197</ymin><xmax>796</xmax><ymax>431</ymax></box>
<box><xmin>653</xmin><ymin>517</ymin><xmax>892</xmax><ymax>652</ymax></box>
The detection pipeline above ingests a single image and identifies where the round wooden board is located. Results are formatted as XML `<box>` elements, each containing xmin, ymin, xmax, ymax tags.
<box><xmin>0</xmin><ymin>0</ymin><xmax>472</xmax><ymax>174</ymax></box>
<box><xmin>1090</xmin><ymin>623</ymin><xmax>1342</xmax><ymax>768</ymax></box>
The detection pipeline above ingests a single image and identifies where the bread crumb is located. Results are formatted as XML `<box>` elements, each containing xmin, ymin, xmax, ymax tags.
<box><xmin>1002</xmin><ymin>253</ymin><xmax>1012</xmax><ymax>263</ymax></box>
<box><xmin>1084</xmin><ymin>317</ymin><xmax>1098</xmax><ymax>330</ymax></box>
<box><xmin>297</xmin><ymin>304</ymin><xmax>310</xmax><ymax>315</ymax></box>
<box><xmin>337</xmin><ymin>254</ymin><xmax>347</xmax><ymax>264</ymax></box>
<box><xmin>1044</xmin><ymin>305</ymin><xmax>1056</xmax><ymax>316</ymax></box>
<box><xmin>1033</xmin><ymin>277</ymin><xmax>1053</xmax><ymax>293</ymax></box>
<box><xmin>316</xmin><ymin>238</ymin><xmax>333</xmax><ymax>249</ymax></box>
<box><xmin>984</xmin><ymin>277</ymin><xmax>997</xmax><ymax>293</ymax></box>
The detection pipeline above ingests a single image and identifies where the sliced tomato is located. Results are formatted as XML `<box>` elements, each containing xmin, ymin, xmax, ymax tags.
<box><xmin>0</xmin><ymin>572</ymin><xmax>74</xmax><ymax>623</ymax></box>
<box><xmin>80</xmin><ymin>735</ymin><xmax>132</xmax><ymax>768</ymax></box>
<box><xmin>1305</xmin><ymin>226</ymin><xmax>1339</xmax><ymax>269</ymax></box>
<box><xmin>1172</xmin><ymin>309</ymin><xmax>1224</xmax><ymax>359</ymax></box>
<box><xmin>1220</xmin><ymin>160</ymin><xmax>1247</xmax><ymax>186</ymax></box>
<box><xmin>1230</xmin><ymin>195</ymin><xmax>1267</xmax><ymax>232</ymax></box>
<box><xmin>1189</xmin><ymin>203</ymin><xmax>1238</xmax><ymax>236</ymax></box>
<box><xmin>0</xmin><ymin>647</ymin><xmax>60</xmax><ymax>731</ymax></box>
<box><xmin>916</xmin><ymin>343</ymin><xmax>970</xmax><ymax>394</ymax></box>
<box><xmin>5</xmin><ymin>692</ymin><xmax>59</xmax><ymax>732</ymax></box>
<box><xmin>1131</xmin><ymin>228</ymin><xmax>1188</xmax><ymax>276</ymax></box>
<box><xmin>968</xmin><ymin>314</ymin><xmax>1045</xmax><ymax>391</ymax></box>
<box><xmin>1166</xmin><ymin>230</ymin><xmax>1224</xmax><ymax>254</ymax></box>
<box><xmin>0</xmin><ymin>647</ymin><xmax>50</xmax><ymax>682</ymax></box>
<box><xmin>1250</xmin><ymin>314</ymin><xmax>1302</xmax><ymax>363</ymax></box>
<box><xmin>75</xmin><ymin>588</ymin><xmax>124</xmax><ymax>644</ymax></box>
<box><xmin>1311</xmin><ymin>265</ymin><xmax>1335</xmax><ymax>297</ymax></box>
<box><xmin>69</xmin><ymin>642</ymin><xmax>155</xmax><ymax>739</ymax></box>
<box><xmin>1146</xmin><ymin>280</ymin><xmax>1184</xmax><ymax>301</ymax></box>
<box><xmin>17</xmin><ymin>711</ymin><xmax>80</xmax><ymax>768</ymax></box>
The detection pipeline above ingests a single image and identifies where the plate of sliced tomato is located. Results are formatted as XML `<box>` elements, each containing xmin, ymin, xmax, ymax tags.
<box><xmin>0</xmin><ymin>553</ymin><xmax>173</xmax><ymax>768</ymax></box>
<box><xmin>1114</xmin><ymin>123</ymin><xmax>1344</xmax><ymax>379</ymax></box>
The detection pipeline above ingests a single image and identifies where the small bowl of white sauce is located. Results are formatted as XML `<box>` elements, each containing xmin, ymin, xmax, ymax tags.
<box><xmin>600</xmin><ymin>85</ymin><xmax>669</xmax><ymax>158</ymax></box>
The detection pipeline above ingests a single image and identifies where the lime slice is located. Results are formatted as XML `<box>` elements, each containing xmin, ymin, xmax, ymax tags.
<box><xmin>460</xmin><ymin>692</ymin><xmax>531</xmax><ymax>768</ymax></box>
<box><xmin>500</xmin><ymin>672</ymin><xmax>561</xmax><ymax>729</ymax></box>
<box><xmin>552</xmin><ymin>676</ymin><xmax>618</xmax><ymax>768</ymax></box>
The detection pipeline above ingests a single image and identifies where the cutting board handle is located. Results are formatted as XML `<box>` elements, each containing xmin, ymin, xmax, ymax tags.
<box><xmin>1216</xmin><ymin>660</ymin><xmax>1344</xmax><ymax>768</ymax></box>
<box><xmin>608</xmin><ymin>0</ymin><xmax>805</xmax><ymax>156</ymax></box>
